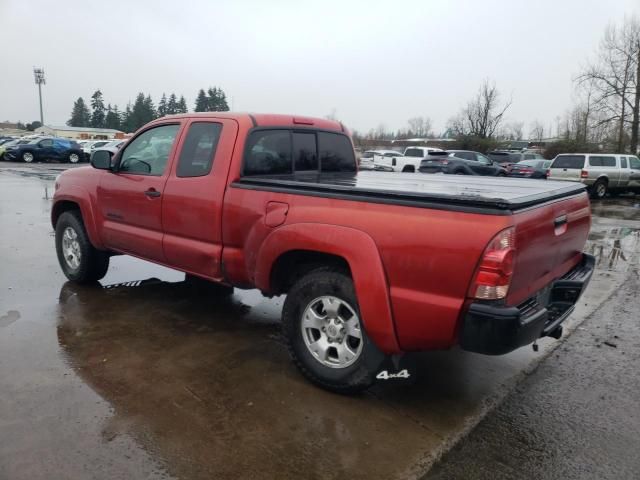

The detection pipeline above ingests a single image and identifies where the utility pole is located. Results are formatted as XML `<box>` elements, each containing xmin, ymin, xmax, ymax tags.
<box><xmin>33</xmin><ymin>67</ymin><xmax>46</xmax><ymax>125</ymax></box>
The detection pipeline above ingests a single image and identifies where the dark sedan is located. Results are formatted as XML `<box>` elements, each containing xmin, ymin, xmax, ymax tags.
<box><xmin>507</xmin><ymin>159</ymin><xmax>552</xmax><ymax>179</ymax></box>
<box><xmin>418</xmin><ymin>150</ymin><xmax>507</xmax><ymax>176</ymax></box>
<box><xmin>4</xmin><ymin>137</ymin><xmax>85</xmax><ymax>164</ymax></box>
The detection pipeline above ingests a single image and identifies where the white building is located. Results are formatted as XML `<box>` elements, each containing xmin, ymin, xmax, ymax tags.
<box><xmin>35</xmin><ymin>125</ymin><xmax>125</xmax><ymax>140</ymax></box>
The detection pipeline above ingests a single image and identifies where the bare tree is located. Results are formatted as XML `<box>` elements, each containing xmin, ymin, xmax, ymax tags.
<box><xmin>577</xmin><ymin>16</ymin><xmax>640</xmax><ymax>152</ymax></box>
<box><xmin>406</xmin><ymin>116</ymin><xmax>433</xmax><ymax>138</ymax></box>
<box><xmin>529</xmin><ymin>121</ymin><xmax>545</xmax><ymax>144</ymax></box>
<box><xmin>506</xmin><ymin>121</ymin><xmax>524</xmax><ymax>140</ymax></box>
<box><xmin>457</xmin><ymin>80</ymin><xmax>512</xmax><ymax>139</ymax></box>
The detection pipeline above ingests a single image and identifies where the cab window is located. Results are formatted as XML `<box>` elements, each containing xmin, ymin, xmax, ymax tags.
<box><xmin>630</xmin><ymin>156</ymin><xmax>640</xmax><ymax>169</ymax></box>
<box><xmin>621</xmin><ymin>157</ymin><xmax>628</xmax><ymax>168</ymax></box>
<box><xmin>119</xmin><ymin>124</ymin><xmax>180</xmax><ymax>176</ymax></box>
<box><xmin>244</xmin><ymin>130</ymin><xmax>292</xmax><ymax>176</ymax></box>
<box><xmin>318</xmin><ymin>132</ymin><xmax>356</xmax><ymax>172</ymax></box>
<box><xmin>176</xmin><ymin>122</ymin><xmax>222</xmax><ymax>177</ymax></box>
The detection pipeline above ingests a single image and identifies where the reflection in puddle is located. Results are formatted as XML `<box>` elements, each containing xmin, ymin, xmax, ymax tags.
<box><xmin>587</xmin><ymin>226</ymin><xmax>640</xmax><ymax>272</ymax></box>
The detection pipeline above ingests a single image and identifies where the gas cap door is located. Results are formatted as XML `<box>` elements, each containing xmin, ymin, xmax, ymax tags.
<box><xmin>265</xmin><ymin>201</ymin><xmax>289</xmax><ymax>227</ymax></box>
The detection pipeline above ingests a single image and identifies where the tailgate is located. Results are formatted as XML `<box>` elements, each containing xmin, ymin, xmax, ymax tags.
<box><xmin>506</xmin><ymin>192</ymin><xmax>591</xmax><ymax>306</ymax></box>
<box><xmin>549</xmin><ymin>155</ymin><xmax>585</xmax><ymax>181</ymax></box>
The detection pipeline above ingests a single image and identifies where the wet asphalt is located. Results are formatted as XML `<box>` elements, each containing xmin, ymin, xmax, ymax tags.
<box><xmin>0</xmin><ymin>162</ymin><xmax>639</xmax><ymax>480</ymax></box>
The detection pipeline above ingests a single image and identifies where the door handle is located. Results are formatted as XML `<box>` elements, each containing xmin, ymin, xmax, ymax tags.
<box><xmin>144</xmin><ymin>188</ymin><xmax>161</xmax><ymax>198</ymax></box>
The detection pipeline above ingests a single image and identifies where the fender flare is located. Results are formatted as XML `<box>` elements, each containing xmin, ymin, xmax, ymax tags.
<box><xmin>254</xmin><ymin>223</ymin><xmax>401</xmax><ymax>354</ymax></box>
<box><xmin>52</xmin><ymin>187</ymin><xmax>105</xmax><ymax>250</ymax></box>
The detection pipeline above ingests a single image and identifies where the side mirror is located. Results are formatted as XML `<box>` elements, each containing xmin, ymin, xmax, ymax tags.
<box><xmin>91</xmin><ymin>150</ymin><xmax>113</xmax><ymax>170</ymax></box>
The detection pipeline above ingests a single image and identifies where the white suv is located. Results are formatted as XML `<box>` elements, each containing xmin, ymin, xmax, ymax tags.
<box><xmin>548</xmin><ymin>153</ymin><xmax>640</xmax><ymax>198</ymax></box>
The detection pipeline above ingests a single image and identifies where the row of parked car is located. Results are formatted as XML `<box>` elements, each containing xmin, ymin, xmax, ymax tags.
<box><xmin>0</xmin><ymin>136</ymin><xmax>126</xmax><ymax>163</ymax></box>
<box><xmin>359</xmin><ymin>147</ymin><xmax>640</xmax><ymax>198</ymax></box>
<box><xmin>359</xmin><ymin>147</ymin><xmax>550</xmax><ymax>178</ymax></box>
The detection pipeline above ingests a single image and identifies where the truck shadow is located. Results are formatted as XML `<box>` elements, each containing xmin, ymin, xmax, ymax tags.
<box><xmin>55</xmin><ymin>279</ymin><xmax>544</xmax><ymax>479</ymax></box>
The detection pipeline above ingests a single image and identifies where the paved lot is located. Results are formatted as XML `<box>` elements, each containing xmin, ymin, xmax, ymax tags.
<box><xmin>0</xmin><ymin>162</ymin><xmax>638</xmax><ymax>479</ymax></box>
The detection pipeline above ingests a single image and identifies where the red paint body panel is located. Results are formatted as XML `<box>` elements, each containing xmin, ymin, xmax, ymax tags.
<box><xmin>52</xmin><ymin>112</ymin><xmax>591</xmax><ymax>356</ymax></box>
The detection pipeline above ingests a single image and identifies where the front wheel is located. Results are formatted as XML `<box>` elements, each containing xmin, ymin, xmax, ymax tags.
<box><xmin>55</xmin><ymin>211</ymin><xmax>110</xmax><ymax>283</ymax></box>
<box><xmin>282</xmin><ymin>267</ymin><xmax>386</xmax><ymax>393</ymax></box>
<box><xmin>68</xmin><ymin>152</ymin><xmax>81</xmax><ymax>164</ymax></box>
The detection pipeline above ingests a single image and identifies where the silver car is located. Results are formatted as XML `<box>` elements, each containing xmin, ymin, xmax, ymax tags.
<box><xmin>548</xmin><ymin>153</ymin><xmax>640</xmax><ymax>198</ymax></box>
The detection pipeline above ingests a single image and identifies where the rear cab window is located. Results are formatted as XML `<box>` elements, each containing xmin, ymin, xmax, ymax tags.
<box><xmin>404</xmin><ymin>148</ymin><xmax>424</xmax><ymax>157</ymax></box>
<box><xmin>588</xmin><ymin>156</ymin><xmax>616</xmax><ymax>167</ymax></box>
<box><xmin>551</xmin><ymin>155</ymin><xmax>585</xmax><ymax>169</ymax></box>
<box><xmin>243</xmin><ymin>129</ymin><xmax>355</xmax><ymax>176</ymax></box>
<box><xmin>621</xmin><ymin>157</ymin><xmax>628</xmax><ymax>168</ymax></box>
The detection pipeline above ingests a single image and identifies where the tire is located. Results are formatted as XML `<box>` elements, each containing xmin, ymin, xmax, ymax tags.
<box><xmin>401</xmin><ymin>165</ymin><xmax>415</xmax><ymax>173</ymax></box>
<box><xmin>185</xmin><ymin>273</ymin><xmax>234</xmax><ymax>296</ymax></box>
<box><xmin>55</xmin><ymin>211</ymin><xmax>110</xmax><ymax>283</ymax></box>
<box><xmin>22</xmin><ymin>151</ymin><xmax>34</xmax><ymax>163</ymax></box>
<box><xmin>454</xmin><ymin>170</ymin><xmax>466</xmax><ymax>175</ymax></box>
<box><xmin>68</xmin><ymin>152</ymin><xmax>80</xmax><ymax>164</ymax></box>
<box><xmin>282</xmin><ymin>267</ymin><xmax>386</xmax><ymax>393</ymax></box>
<box><xmin>591</xmin><ymin>179</ymin><xmax>608</xmax><ymax>199</ymax></box>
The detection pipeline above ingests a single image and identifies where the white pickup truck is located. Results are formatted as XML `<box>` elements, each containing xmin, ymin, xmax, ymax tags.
<box><xmin>373</xmin><ymin>146</ymin><xmax>444</xmax><ymax>172</ymax></box>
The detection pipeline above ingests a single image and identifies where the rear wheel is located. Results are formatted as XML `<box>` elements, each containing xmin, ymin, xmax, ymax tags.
<box><xmin>401</xmin><ymin>165</ymin><xmax>415</xmax><ymax>173</ymax></box>
<box><xmin>282</xmin><ymin>267</ymin><xmax>386</xmax><ymax>393</ymax></box>
<box><xmin>68</xmin><ymin>153</ymin><xmax>80</xmax><ymax>164</ymax></box>
<box><xmin>591</xmin><ymin>179</ymin><xmax>608</xmax><ymax>199</ymax></box>
<box><xmin>55</xmin><ymin>211</ymin><xmax>110</xmax><ymax>283</ymax></box>
<box><xmin>454</xmin><ymin>170</ymin><xmax>466</xmax><ymax>175</ymax></box>
<box><xmin>22</xmin><ymin>152</ymin><xmax>34</xmax><ymax>163</ymax></box>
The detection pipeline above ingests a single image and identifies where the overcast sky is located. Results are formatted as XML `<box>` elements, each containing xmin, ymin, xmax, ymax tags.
<box><xmin>1</xmin><ymin>0</ymin><xmax>639</xmax><ymax>135</ymax></box>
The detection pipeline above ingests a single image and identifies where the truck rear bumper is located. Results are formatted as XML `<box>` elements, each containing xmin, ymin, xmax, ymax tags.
<box><xmin>459</xmin><ymin>253</ymin><xmax>595</xmax><ymax>355</ymax></box>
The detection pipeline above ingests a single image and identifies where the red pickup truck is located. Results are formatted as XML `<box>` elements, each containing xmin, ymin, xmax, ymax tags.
<box><xmin>52</xmin><ymin>113</ymin><xmax>594</xmax><ymax>392</ymax></box>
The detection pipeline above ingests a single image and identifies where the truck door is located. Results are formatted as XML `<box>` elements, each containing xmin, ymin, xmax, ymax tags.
<box><xmin>161</xmin><ymin>118</ymin><xmax>238</xmax><ymax>280</ymax></box>
<box><xmin>96</xmin><ymin>123</ymin><xmax>182</xmax><ymax>262</ymax></box>
<box><xmin>629</xmin><ymin>156</ymin><xmax>640</xmax><ymax>189</ymax></box>
<box><xmin>619</xmin><ymin>156</ymin><xmax>631</xmax><ymax>186</ymax></box>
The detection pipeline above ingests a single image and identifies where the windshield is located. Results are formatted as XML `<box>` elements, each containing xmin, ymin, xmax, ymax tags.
<box><xmin>552</xmin><ymin>155</ymin><xmax>585</xmax><ymax>169</ymax></box>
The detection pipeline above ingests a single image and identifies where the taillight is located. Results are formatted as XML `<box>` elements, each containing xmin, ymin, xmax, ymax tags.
<box><xmin>545</xmin><ymin>169</ymin><xmax>550</xmax><ymax>178</ymax></box>
<box><xmin>580</xmin><ymin>170</ymin><xmax>588</xmax><ymax>178</ymax></box>
<box><xmin>392</xmin><ymin>158</ymin><xmax>396</xmax><ymax>166</ymax></box>
<box><xmin>470</xmin><ymin>227</ymin><xmax>516</xmax><ymax>300</ymax></box>
<box><xmin>440</xmin><ymin>160</ymin><xmax>449</xmax><ymax>165</ymax></box>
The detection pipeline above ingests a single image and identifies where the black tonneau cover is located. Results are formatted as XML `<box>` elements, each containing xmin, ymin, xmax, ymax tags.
<box><xmin>233</xmin><ymin>172</ymin><xmax>586</xmax><ymax>215</ymax></box>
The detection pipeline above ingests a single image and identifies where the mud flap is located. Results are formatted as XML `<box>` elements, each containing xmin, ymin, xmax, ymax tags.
<box><xmin>373</xmin><ymin>354</ymin><xmax>416</xmax><ymax>386</ymax></box>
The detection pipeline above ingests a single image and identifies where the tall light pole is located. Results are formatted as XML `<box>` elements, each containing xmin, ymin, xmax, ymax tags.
<box><xmin>33</xmin><ymin>67</ymin><xmax>45</xmax><ymax>125</ymax></box>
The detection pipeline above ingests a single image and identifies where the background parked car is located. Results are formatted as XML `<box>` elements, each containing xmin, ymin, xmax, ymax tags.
<box><xmin>0</xmin><ymin>138</ymin><xmax>32</xmax><ymax>160</ymax></box>
<box><xmin>548</xmin><ymin>153</ymin><xmax>640</xmax><ymax>198</ymax></box>
<box><xmin>507</xmin><ymin>159</ymin><xmax>552</xmax><ymax>178</ymax></box>
<box><xmin>3</xmin><ymin>137</ymin><xmax>84</xmax><ymax>164</ymax></box>
<box><xmin>359</xmin><ymin>149</ymin><xmax>402</xmax><ymax>170</ymax></box>
<box><xmin>374</xmin><ymin>146</ymin><xmax>444</xmax><ymax>172</ymax></box>
<box><xmin>419</xmin><ymin>150</ymin><xmax>507</xmax><ymax>176</ymax></box>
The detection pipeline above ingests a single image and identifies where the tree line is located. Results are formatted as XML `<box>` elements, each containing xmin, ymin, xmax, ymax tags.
<box><xmin>67</xmin><ymin>87</ymin><xmax>230</xmax><ymax>132</ymax></box>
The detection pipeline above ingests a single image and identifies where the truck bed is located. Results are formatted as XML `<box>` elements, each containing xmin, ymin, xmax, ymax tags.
<box><xmin>234</xmin><ymin>172</ymin><xmax>587</xmax><ymax>214</ymax></box>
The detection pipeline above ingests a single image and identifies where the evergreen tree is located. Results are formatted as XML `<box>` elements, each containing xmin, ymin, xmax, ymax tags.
<box><xmin>167</xmin><ymin>93</ymin><xmax>178</xmax><ymax>114</ymax></box>
<box><xmin>158</xmin><ymin>93</ymin><xmax>168</xmax><ymax>117</ymax></box>
<box><xmin>143</xmin><ymin>94</ymin><xmax>157</xmax><ymax>122</ymax></box>
<box><xmin>67</xmin><ymin>97</ymin><xmax>91</xmax><ymax>127</ymax></box>
<box><xmin>121</xmin><ymin>103</ymin><xmax>134</xmax><ymax>132</ymax></box>
<box><xmin>177</xmin><ymin>95</ymin><xmax>188</xmax><ymax>113</ymax></box>
<box><xmin>90</xmin><ymin>90</ymin><xmax>106</xmax><ymax>128</ymax></box>
<box><xmin>216</xmin><ymin>88</ymin><xmax>229</xmax><ymax>112</ymax></box>
<box><xmin>104</xmin><ymin>104</ymin><xmax>121</xmax><ymax>130</ymax></box>
<box><xmin>206</xmin><ymin>87</ymin><xmax>217</xmax><ymax>111</ymax></box>
<box><xmin>195</xmin><ymin>89</ymin><xmax>208</xmax><ymax>112</ymax></box>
